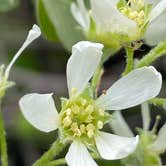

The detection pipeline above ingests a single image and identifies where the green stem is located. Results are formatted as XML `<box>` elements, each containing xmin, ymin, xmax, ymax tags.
<box><xmin>91</xmin><ymin>65</ymin><xmax>104</xmax><ymax>98</ymax></box>
<box><xmin>91</xmin><ymin>48</ymin><xmax>116</xmax><ymax>98</ymax></box>
<box><xmin>149</xmin><ymin>97</ymin><xmax>166</xmax><ymax>107</ymax></box>
<box><xmin>122</xmin><ymin>47</ymin><xmax>134</xmax><ymax>76</ymax></box>
<box><xmin>32</xmin><ymin>139</ymin><xmax>66</xmax><ymax>166</ymax></box>
<box><xmin>136</xmin><ymin>41</ymin><xmax>166</xmax><ymax>68</ymax></box>
<box><xmin>0</xmin><ymin>109</ymin><xmax>8</xmax><ymax>166</ymax></box>
<box><xmin>46</xmin><ymin>158</ymin><xmax>65</xmax><ymax>166</ymax></box>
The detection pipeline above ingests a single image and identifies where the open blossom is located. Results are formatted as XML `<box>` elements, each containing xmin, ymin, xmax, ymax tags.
<box><xmin>0</xmin><ymin>24</ymin><xmax>41</xmax><ymax>98</ymax></box>
<box><xmin>19</xmin><ymin>41</ymin><xmax>162</xmax><ymax>166</ymax></box>
<box><xmin>71</xmin><ymin>0</ymin><xmax>166</xmax><ymax>47</ymax></box>
<box><xmin>111</xmin><ymin>103</ymin><xmax>166</xmax><ymax>165</ymax></box>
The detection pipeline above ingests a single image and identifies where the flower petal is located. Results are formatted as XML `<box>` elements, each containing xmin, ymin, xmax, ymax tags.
<box><xmin>90</xmin><ymin>0</ymin><xmax>138</xmax><ymax>37</ymax></box>
<box><xmin>71</xmin><ymin>0</ymin><xmax>89</xmax><ymax>29</ymax></box>
<box><xmin>151</xmin><ymin>123</ymin><xmax>166</xmax><ymax>152</ymax></box>
<box><xmin>67</xmin><ymin>41</ymin><xmax>103</xmax><ymax>97</ymax></box>
<box><xmin>19</xmin><ymin>93</ymin><xmax>59</xmax><ymax>132</ymax></box>
<box><xmin>95</xmin><ymin>131</ymin><xmax>139</xmax><ymax>160</ymax></box>
<box><xmin>147</xmin><ymin>0</ymin><xmax>159</xmax><ymax>6</ymax></box>
<box><xmin>145</xmin><ymin>12</ymin><xmax>166</xmax><ymax>45</ymax></box>
<box><xmin>141</xmin><ymin>102</ymin><xmax>151</xmax><ymax>130</ymax></box>
<box><xmin>5</xmin><ymin>25</ymin><xmax>41</xmax><ymax>78</ymax></box>
<box><xmin>96</xmin><ymin>66</ymin><xmax>162</xmax><ymax>111</ymax></box>
<box><xmin>150</xmin><ymin>0</ymin><xmax>166</xmax><ymax>22</ymax></box>
<box><xmin>110</xmin><ymin>111</ymin><xmax>134</xmax><ymax>137</ymax></box>
<box><xmin>65</xmin><ymin>141</ymin><xmax>97</xmax><ymax>166</ymax></box>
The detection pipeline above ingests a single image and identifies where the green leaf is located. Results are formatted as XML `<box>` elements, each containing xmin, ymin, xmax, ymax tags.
<box><xmin>0</xmin><ymin>0</ymin><xmax>19</xmax><ymax>12</ymax></box>
<box><xmin>36</xmin><ymin>0</ymin><xmax>58</xmax><ymax>42</ymax></box>
<box><xmin>97</xmin><ymin>159</ymin><xmax>123</xmax><ymax>166</ymax></box>
<box><xmin>36</xmin><ymin>0</ymin><xmax>85</xmax><ymax>51</ymax></box>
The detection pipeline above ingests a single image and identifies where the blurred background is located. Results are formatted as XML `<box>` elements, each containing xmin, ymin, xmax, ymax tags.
<box><xmin>0</xmin><ymin>0</ymin><xmax>166</xmax><ymax>165</ymax></box>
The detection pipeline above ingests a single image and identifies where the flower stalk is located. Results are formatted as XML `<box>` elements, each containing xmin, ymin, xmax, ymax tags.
<box><xmin>91</xmin><ymin>65</ymin><xmax>103</xmax><ymax>98</ymax></box>
<box><xmin>149</xmin><ymin>97</ymin><xmax>166</xmax><ymax>107</ymax></box>
<box><xmin>0</xmin><ymin>105</ymin><xmax>8</xmax><ymax>166</ymax></box>
<box><xmin>32</xmin><ymin>138</ymin><xmax>66</xmax><ymax>166</ymax></box>
<box><xmin>123</xmin><ymin>47</ymin><xmax>134</xmax><ymax>76</ymax></box>
<box><xmin>136</xmin><ymin>41</ymin><xmax>166</xmax><ymax>68</ymax></box>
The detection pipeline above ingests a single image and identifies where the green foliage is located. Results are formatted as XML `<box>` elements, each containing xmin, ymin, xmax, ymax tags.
<box><xmin>0</xmin><ymin>0</ymin><xmax>19</xmax><ymax>12</ymax></box>
<box><xmin>121</xmin><ymin>130</ymin><xmax>162</xmax><ymax>166</ymax></box>
<box><xmin>36</xmin><ymin>0</ymin><xmax>85</xmax><ymax>51</ymax></box>
<box><xmin>36</xmin><ymin>0</ymin><xmax>58</xmax><ymax>42</ymax></box>
<box><xmin>97</xmin><ymin>159</ymin><xmax>123</xmax><ymax>166</ymax></box>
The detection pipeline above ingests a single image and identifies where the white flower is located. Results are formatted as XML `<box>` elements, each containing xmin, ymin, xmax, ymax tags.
<box><xmin>71</xmin><ymin>0</ymin><xmax>166</xmax><ymax>46</ymax></box>
<box><xmin>111</xmin><ymin>102</ymin><xmax>166</xmax><ymax>162</ymax></box>
<box><xmin>0</xmin><ymin>24</ymin><xmax>41</xmax><ymax>97</ymax></box>
<box><xmin>19</xmin><ymin>41</ymin><xmax>162</xmax><ymax>166</ymax></box>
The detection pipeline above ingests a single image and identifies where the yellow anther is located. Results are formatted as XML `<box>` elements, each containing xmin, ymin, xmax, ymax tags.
<box><xmin>71</xmin><ymin>122</ymin><xmax>78</xmax><ymax>131</ymax></box>
<box><xmin>97</xmin><ymin>121</ymin><xmax>104</xmax><ymax>129</ymax></box>
<box><xmin>86</xmin><ymin>123</ymin><xmax>95</xmax><ymax>131</ymax></box>
<box><xmin>120</xmin><ymin>7</ymin><xmax>128</xmax><ymax>14</ymax></box>
<box><xmin>80</xmin><ymin>124</ymin><xmax>86</xmax><ymax>134</ymax></box>
<box><xmin>99</xmin><ymin>109</ymin><xmax>105</xmax><ymax>116</ymax></box>
<box><xmin>119</xmin><ymin>0</ymin><xmax>146</xmax><ymax>27</ymax></box>
<box><xmin>85</xmin><ymin>105</ymin><xmax>94</xmax><ymax>113</ymax></box>
<box><xmin>87</xmin><ymin>129</ymin><xmax>94</xmax><ymax>138</ymax></box>
<box><xmin>139</xmin><ymin>10</ymin><xmax>145</xmax><ymax>18</ymax></box>
<box><xmin>71</xmin><ymin>122</ymin><xmax>82</xmax><ymax>137</ymax></box>
<box><xmin>85</xmin><ymin>115</ymin><xmax>93</xmax><ymax>123</ymax></box>
<box><xmin>71</xmin><ymin>88</ymin><xmax>77</xmax><ymax>95</ymax></box>
<box><xmin>72</xmin><ymin>105</ymin><xmax>80</xmax><ymax>114</ymax></box>
<box><xmin>81</xmin><ymin>98</ymin><xmax>87</xmax><ymax>106</ymax></box>
<box><xmin>129</xmin><ymin>11</ymin><xmax>139</xmax><ymax>19</ymax></box>
<box><xmin>138</xmin><ymin>0</ymin><xmax>144</xmax><ymax>8</ymax></box>
<box><xmin>66</xmin><ymin>108</ymin><xmax>72</xmax><ymax>116</ymax></box>
<box><xmin>60</xmin><ymin>96</ymin><xmax>106</xmax><ymax>140</ymax></box>
<box><xmin>74</xmin><ymin>129</ymin><xmax>82</xmax><ymax>137</ymax></box>
<box><xmin>63</xmin><ymin>116</ymin><xmax>72</xmax><ymax>127</ymax></box>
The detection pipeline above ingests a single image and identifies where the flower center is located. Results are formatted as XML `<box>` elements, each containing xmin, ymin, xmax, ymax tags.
<box><xmin>119</xmin><ymin>0</ymin><xmax>146</xmax><ymax>27</ymax></box>
<box><xmin>59</xmin><ymin>96</ymin><xmax>108</xmax><ymax>142</ymax></box>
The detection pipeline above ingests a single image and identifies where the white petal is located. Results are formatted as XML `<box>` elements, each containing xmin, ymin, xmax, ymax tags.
<box><xmin>151</xmin><ymin>123</ymin><xmax>166</xmax><ymax>152</ymax></box>
<box><xmin>147</xmin><ymin>0</ymin><xmax>159</xmax><ymax>6</ymax></box>
<box><xmin>150</xmin><ymin>0</ymin><xmax>166</xmax><ymax>22</ymax></box>
<box><xmin>96</xmin><ymin>66</ymin><xmax>162</xmax><ymax>111</ymax></box>
<box><xmin>5</xmin><ymin>24</ymin><xmax>41</xmax><ymax>78</ymax></box>
<box><xmin>71</xmin><ymin>0</ymin><xmax>89</xmax><ymax>29</ymax></box>
<box><xmin>141</xmin><ymin>102</ymin><xmax>151</xmax><ymax>130</ymax></box>
<box><xmin>95</xmin><ymin>131</ymin><xmax>139</xmax><ymax>160</ymax></box>
<box><xmin>110</xmin><ymin>111</ymin><xmax>134</xmax><ymax>137</ymax></box>
<box><xmin>90</xmin><ymin>0</ymin><xmax>138</xmax><ymax>38</ymax></box>
<box><xmin>145</xmin><ymin>12</ymin><xmax>166</xmax><ymax>45</ymax></box>
<box><xmin>65</xmin><ymin>141</ymin><xmax>97</xmax><ymax>166</ymax></box>
<box><xmin>67</xmin><ymin>41</ymin><xmax>103</xmax><ymax>96</ymax></box>
<box><xmin>19</xmin><ymin>93</ymin><xmax>59</xmax><ymax>132</ymax></box>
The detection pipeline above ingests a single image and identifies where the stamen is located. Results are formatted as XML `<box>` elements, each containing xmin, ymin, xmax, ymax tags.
<box><xmin>152</xmin><ymin>115</ymin><xmax>161</xmax><ymax>134</ymax></box>
<box><xmin>66</xmin><ymin>108</ymin><xmax>72</xmax><ymax>116</ymax></box>
<box><xmin>80</xmin><ymin>124</ymin><xmax>86</xmax><ymax>134</ymax></box>
<box><xmin>71</xmin><ymin>88</ymin><xmax>77</xmax><ymax>96</ymax></box>
<box><xmin>97</xmin><ymin>121</ymin><xmax>103</xmax><ymax>129</ymax></box>
<box><xmin>60</xmin><ymin>96</ymin><xmax>106</xmax><ymax>141</ymax></box>
<box><xmin>119</xmin><ymin>0</ymin><xmax>146</xmax><ymax>27</ymax></box>
<box><xmin>63</xmin><ymin>116</ymin><xmax>72</xmax><ymax>127</ymax></box>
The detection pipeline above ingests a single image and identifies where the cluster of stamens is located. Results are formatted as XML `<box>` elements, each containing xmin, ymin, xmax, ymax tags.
<box><xmin>119</xmin><ymin>0</ymin><xmax>146</xmax><ymax>27</ymax></box>
<box><xmin>60</xmin><ymin>96</ymin><xmax>106</xmax><ymax>140</ymax></box>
